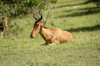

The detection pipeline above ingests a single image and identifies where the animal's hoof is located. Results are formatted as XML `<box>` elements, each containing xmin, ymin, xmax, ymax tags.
<box><xmin>40</xmin><ymin>44</ymin><xmax>47</xmax><ymax>46</ymax></box>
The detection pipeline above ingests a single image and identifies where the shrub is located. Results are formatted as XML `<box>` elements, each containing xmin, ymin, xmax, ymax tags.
<box><xmin>50</xmin><ymin>0</ymin><xmax>58</xmax><ymax>3</ymax></box>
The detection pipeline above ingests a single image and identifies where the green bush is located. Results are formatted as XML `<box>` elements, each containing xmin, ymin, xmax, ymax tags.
<box><xmin>50</xmin><ymin>0</ymin><xmax>58</xmax><ymax>3</ymax></box>
<box><xmin>0</xmin><ymin>0</ymin><xmax>58</xmax><ymax>17</ymax></box>
<box><xmin>25</xmin><ymin>0</ymin><xmax>42</xmax><ymax>7</ymax></box>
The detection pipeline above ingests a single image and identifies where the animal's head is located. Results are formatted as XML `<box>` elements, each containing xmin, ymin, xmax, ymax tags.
<box><xmin>30</xmin><ymin>7</ymin><xmax>52</xmax><ymax>38</ymax></box>
<box><xmin>0</xmin><ymin>17</ymin><xmax>11</xmax><ymax>28</ymax></box>
<box><xmin>30</xmin><ymin>14</ymin><xmax>46</xmax><ymax>38</ymax></box>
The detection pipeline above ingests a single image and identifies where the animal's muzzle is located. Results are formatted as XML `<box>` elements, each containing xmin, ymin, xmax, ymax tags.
<box><xmin>30</xmin><ymin>35</ymin><xmax>34</xmax><ymax>38</ymax></box>
<box><xmin>5</xmin><ymin>26</ymin><xmax>7</xmax><ymax>28</ymax></box>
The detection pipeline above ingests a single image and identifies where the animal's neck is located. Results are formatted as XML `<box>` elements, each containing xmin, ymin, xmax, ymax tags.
<box><xmin>40</xmin><ymin>27</ymin><xmax>49</xmax><ymax>42</ymax></box>
<box><xmin>40</xmin><ymin>26</ymin><xmax>46</xmax><ymax>35</ymax></box>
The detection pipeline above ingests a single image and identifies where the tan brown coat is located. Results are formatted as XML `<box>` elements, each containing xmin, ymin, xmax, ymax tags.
<box><xmin>0</xmin><ymin>17</ymin><xmax>10</xmax><ymax>37</ymax></box>
<box><xmin>30</xmin><ymin>22</ymin><xmax>74</xmax><ymax>46</ymax></box>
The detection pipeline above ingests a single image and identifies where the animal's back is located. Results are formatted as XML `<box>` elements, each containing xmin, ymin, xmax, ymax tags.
<box><xmin>55</xmin><ymin>28</ymin><xmax>74</xmax><ymax>43</ymax></box>
<box><xmin>42</xmin><ymin>28</ymin><xmax>74</xmax><ymax>44</ymax></box>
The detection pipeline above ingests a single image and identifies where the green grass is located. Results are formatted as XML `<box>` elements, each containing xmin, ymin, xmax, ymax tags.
<box><xmin>0</xmin><ymin>0</ymin><xmax>100</xmax><ymax>66</ymax></box>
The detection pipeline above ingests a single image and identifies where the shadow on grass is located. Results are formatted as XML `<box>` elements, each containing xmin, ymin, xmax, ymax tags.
<box><xmin>56</xmin><ymin>0</ymin><xmax>93</xmax><ymax>9</ymax></box>
<box><xmin>55</xmin><ymin>0</ymin><xmax>100</xmax><ymax>18</ymax></box>
<box><xmin>56</xmin><ymin>0</ymin><xmax>100</xmax><ymax>9</ymax></box>
<box><xmin>84</xmin><ymin>0</ymin><xmax>100</xmax><ymax>4</ymax></box>
<box><xmin>56</xmin><ymin>3</ymin><xmax>81</xmax><ymax>9</ymax></box>
<box><xmin>58</xmin><ymin>7</ymin><xmax>100</xmax><ymax>18</ymax></box>
<box><xmin>98</xmin><ymin>48</ymin><xmax>100</xmax><ymax>51</ymax></box>
<box><xmin>64</xmin><ymin>25</ymin><xmax>100</xmax><ymax>32</ymax></box>
<box><xmin>56</xmin><ymin>3</ymin><xmax>84</xmax><ymax>9</ymax></box>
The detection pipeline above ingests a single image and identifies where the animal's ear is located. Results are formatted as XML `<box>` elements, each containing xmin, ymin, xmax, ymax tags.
<box><xmin>2</xmin><ymin>17</ymin><xmax>4</xmax><ymax>20</ymax></box>
<box><xmin>41</xmin><ymin>25</ymin><xmax>47</xmax><ymax>28</ymax></box>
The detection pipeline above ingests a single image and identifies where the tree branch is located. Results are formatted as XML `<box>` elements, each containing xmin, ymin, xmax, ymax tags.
<box><xmin>32</xmin><ymin>7</ymin><xmax>40</xmax><ymax>18</ymax></box>
<box><xmin>44</xmin><ymin>6</ymin><xmax>53</xmax><ymax>25</ymax></box>
<box><xmin>28</xmin><ymin>11</ymin><xmax>35</xmax><ymax>20</ymax></box>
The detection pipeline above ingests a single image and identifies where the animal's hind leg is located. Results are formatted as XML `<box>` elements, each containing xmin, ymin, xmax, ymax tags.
<box><xmin>49</xmin><ymin>38</ymin><xmax>60</xmax><ymax>45</ymax></box>
<box><xmin>48</xmin><ymin>43</ymin><xmax>56</xmax><ymax>45</ymax></box>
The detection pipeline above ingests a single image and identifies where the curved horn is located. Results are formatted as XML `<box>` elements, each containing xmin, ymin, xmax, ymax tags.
<box><xmin>33</xmin><ymin>14</ymin><xmax>38</xmax><ymax>20</ymax></box>
<box><xmin>38</xmin><ymin>14</ymin><xmax>43</xmax><ymax>22</ymax></box>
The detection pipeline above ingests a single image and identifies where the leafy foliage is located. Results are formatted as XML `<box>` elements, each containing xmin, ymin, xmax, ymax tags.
<box><xmin>24</xmin><ymin>0</ymin><xmax>42</xmax><ymax>7</ymax></box>
<box><xmin>0</xmin><ymin>0</ymin><xmax>58</xmax><ymax>17</ymax></box>
<box><xmin>50</xmin><ymin>0</ymin><xmax>58</xmax><ymax>3</ymax></box>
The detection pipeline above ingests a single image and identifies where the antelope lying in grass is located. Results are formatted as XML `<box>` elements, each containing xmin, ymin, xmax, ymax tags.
<box><xmin>0</xmin><ymin>17</ymin><xmax>10</xmax><ymax>37</ymax></box>
<box><xmin>30</xmin><ymin>14</ymin><xmax>74</xmax><ymax>46</ymax></box>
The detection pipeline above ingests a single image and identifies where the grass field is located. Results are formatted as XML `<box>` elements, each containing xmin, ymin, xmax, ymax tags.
<box><xmin>0</xmin><ymin>0</ymin><xmax>100</xmax><ymax>66</ymax></box>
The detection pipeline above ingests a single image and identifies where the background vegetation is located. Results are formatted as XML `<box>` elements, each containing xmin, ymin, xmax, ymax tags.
<box><xmin>0</xmin><ymin>0</ymin><xmax>58</xmax><ymax>17</ymax></box>
<box><xmin>0</xmin><ymin>0</ymin><xmax>100</xmax><ymax>66</ymax></box>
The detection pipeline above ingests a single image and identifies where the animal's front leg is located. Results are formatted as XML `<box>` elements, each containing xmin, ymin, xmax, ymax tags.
<box><xmin>40</xmin><ymin>43</ymin><xmax>48</xmax><ymax>46</ymax></box>
<box><xmin>0</xmin><ymin>32</ymin><xmax>3</xmax><ymax>38</ymax></box>
<box><xmin>48</xmin><ymin>43</ymin><xmax>56</xmax><ymax>45</ymax></box>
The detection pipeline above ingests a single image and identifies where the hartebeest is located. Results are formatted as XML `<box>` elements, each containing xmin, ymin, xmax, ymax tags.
<box><xmin>0</xmin><ymin>17</ymin><xmax>10</xmax><ymax>37</ymax></box>
<box><xmin>30</xmin><ymin>14</ymin><xmax>74</xmax><ymax>46</ymax></box>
